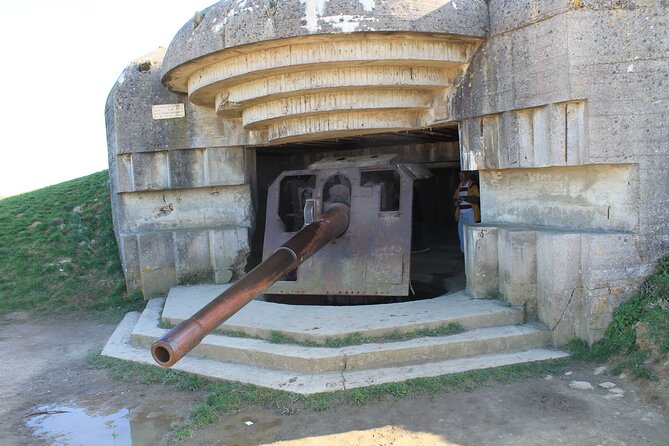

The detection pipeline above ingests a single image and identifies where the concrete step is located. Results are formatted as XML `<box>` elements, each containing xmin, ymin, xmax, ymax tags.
<box><xmin>104</xmin><ymin>311</ymin><xmax>568</xmax><ymax>394</ymax></box>
<box><xmin>131</xmin><ymin>298</ymin><xmax>551</xmax><ymax>374</ymax></box>
<box><xmin>102</xmin><ymin>285</ymin><xmax>568</xmax><ymax>394</ymax></box>
<box><xmin>160</xmin><ymin>284</ymin><xmax>524</xmax><ymax>343</ymax></box>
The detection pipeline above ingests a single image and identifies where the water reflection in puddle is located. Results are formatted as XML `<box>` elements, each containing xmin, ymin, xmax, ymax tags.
<box><xmin>25</xmin><ymin>401</ymin><xmax>176</xmax><ymax>445</ymax></box>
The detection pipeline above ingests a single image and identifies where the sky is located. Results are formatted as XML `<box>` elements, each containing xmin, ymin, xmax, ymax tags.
<box><xmin>0</xmin><ymin>0</ymin><xmax>216</xmax><ymax>197</ymax></box>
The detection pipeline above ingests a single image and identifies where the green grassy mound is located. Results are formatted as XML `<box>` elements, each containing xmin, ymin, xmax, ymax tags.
<box><xmin>0</xmin><ymin>171</ymin><xmax>143</xmax><ymax>321</ymax></box>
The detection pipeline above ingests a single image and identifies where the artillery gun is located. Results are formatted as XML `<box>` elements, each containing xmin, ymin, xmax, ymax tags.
<box><xmin>151</xmin><ymin>155</ymin><xmax>429</xmax><ymax>367</ymax></box>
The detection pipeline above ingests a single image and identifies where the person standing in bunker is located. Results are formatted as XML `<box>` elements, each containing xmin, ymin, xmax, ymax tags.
<box><xmin>453</xmin><ymin>171</ymin><xmax>480</xmax><ymax>253</ymax></box>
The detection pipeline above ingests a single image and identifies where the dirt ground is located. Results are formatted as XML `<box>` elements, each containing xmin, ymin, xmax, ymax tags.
<box><xmin>2</xmin><ymin>314</ymin><xmax>669</xmax><ymax>446</ymax></box>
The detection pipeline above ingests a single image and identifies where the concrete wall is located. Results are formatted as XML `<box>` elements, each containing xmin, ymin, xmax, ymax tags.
<box><xmin>465</xmin><ymin>224</ymin><xmax>644</xmax><ymax>344</ymax></box>
<box><xmin>105</xmin><ymin>48</ymin><xmax>256</xmax><ymax>297</ymax></box>
<box><xmin>455</xmin><ymin>0</ymin><xmax>669</xmax><ymax>344</ymax></box>
<box><xmin>481</xmin><ymin>164</ymin><xmax>638</xmax><ymax>232</ymax></box>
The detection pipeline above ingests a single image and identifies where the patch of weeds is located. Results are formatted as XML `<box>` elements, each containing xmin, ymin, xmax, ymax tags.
<box><xmin>483</xmin><ymin>290</ymin><xmax>511</xmax><ymax>306</ymax></box>
<box><xmin>567</xmin><ymin>339</ymin><xmax>598</xmax><ymax>361</ymax></box>
<box><xmin>267</xmin><ymin>331</ymin><xmax>303</xmax><ymax>344</ymax></box>
<box><xmin>337</xmin><ymin>359</ymin><xmax>566</xmax><ymax>408</ymax></box>
<box><xmin>351</xmin><ymin>389</ymin><xmax>368</xmax><ymax>405</ymax></box>
<box><xmin>137</xmin><ymin>61</ymin><xmax>152</xmax><ymax>72</ymax></box>
<box><xmin>179</xmin><ymin>270</ymin><xmax>215</xmax><ymax>286</ymax></box>
<box><xmin>301</xmin><ymin>391</ymin><xmax>347</xmax><ymax>412</ymax></box>
<box><xmin>88</xmin><ymin>291</ymin><xmax>145</xmax><ymax>324</ymax></box>
<box><xmin>172</xmin><ymin>424</ymin><xmax>194</xmax><ymax>442</ymax></box>
<box><xmin>378</xmin><ymin>382</ymin><xmax>409</xmax><ymax>398</ymax></box>
<box><xmin>385</xmin><ymin>323</ymin><xmax>466</xmax><ymax>342</ymax></box>
<box><xmin>646</xmin><ymin>303</ymin><xmax>669</xmax><ymax>353</ymax></box>
<box><xmin>87</xmin><ymin>352</ymin><xmax>208</xmax><ymax>391</ymax></box>
<box><xmin>324</xmin><ymin>332</ymin><xmax>365</xmax><ymax>347</ymax></box>
<box><xmin>260</xmin><ymin>324</ymin><xmax>466</xmax><ymax>347</ymax></box>
<box><xmin>611</xmin><ymin>350</ymin><xmax>657</xmax><ymax>380</ymax></box>
<box><xmin>266</xmin><ymin>0</ymin><xmax>278</xmax><ymax>16</ymax></box>
<box><xmin>158</xmin><ymin>319</ymin><xmax>175</xmax><ymax>329</ymax></box>
<box><xmin>182</xmin><ymin>381</ymin><xmax>287</xmax><ymax>436</ymax></box>
<box><xmin>275</xmin><ymin>393</ymin><xmax>301</xmax><ymax>416</ymax></box>
<box><xmin>215</xmin><ymin>329</ymin><xmax>263</xmax><ymax>339</ymax></box>
<box><xmin>567</xmin><ymin>256</ymin><xmax>669</xmax><ymax>382</ymax></box>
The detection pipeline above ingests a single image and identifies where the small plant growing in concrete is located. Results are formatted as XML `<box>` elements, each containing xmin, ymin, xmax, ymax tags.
<box><xmin>266</xmin><ymin>0</ymin><xmax>279</xmax><ymax>16</ymax></box>
<box><xmin>193</xmin><ymin>10</ymin><xmax>205</xmax><ymax>28</ymax></box>
<box><xmin>137</xmin><ymin>61</ymin><xmax>152</xmax><ymax>73</ymax></box>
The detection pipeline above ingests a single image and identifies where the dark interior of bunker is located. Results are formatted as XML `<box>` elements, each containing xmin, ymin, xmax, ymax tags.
<box><xmin>247</xmin><ymin>126</ymin><xmax>474</xmax><ymax>305</ymax></box>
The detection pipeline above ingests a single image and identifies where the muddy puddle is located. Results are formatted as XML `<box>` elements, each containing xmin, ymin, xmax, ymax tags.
<box><xmin>24</xmin><ymin>400</ymin><xmax>178</xmax><ymax>445</ymax></box>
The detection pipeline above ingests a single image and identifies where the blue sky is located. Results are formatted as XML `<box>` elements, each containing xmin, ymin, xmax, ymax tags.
<box><xmin>0</xmin><ymin>0</ymin><xmax>215</xmax><ymax>197</ymax></box>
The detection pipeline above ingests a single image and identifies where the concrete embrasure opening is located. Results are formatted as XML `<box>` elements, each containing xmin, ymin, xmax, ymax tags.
<box><xmin>250</xmin><ymin>127</ymin><xmax>467</xmax><ymax>305</ymax></box>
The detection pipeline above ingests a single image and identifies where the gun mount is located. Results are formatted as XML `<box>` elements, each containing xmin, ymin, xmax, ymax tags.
<box><xmin>152</xmin><ymin>154</ymin><xmax>426</xmax><ymax>367</ymax></box>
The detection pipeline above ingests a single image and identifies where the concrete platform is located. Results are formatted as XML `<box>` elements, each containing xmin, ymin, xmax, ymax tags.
<box><xmin>133</xmin><ymin>297</ymin><xmax>550</xmax><ymax>373</ymax></box>
<box><xmin>161</xmin><ymin>285</ymin><xmax>524</xmax><ymax>343</ymax></box>
<box><xmin>104</xmin><ymin>311</ymin><xmax>568</xmax><ymax>394</ymax></box>
<box><xmin>102</xmin><ymin>287</ymin><xmax>568</xmax><ymax>394</ymax></box>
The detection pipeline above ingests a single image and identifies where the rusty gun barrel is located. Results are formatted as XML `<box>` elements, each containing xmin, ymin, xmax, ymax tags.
<box><xmin>151</xmin><ymin>202</ymin><xmax>350</xmax><ymax>367</ymax></box>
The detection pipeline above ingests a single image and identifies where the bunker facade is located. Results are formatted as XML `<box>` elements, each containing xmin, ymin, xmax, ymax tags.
<box><xmin>106</xmin><ymin>0</ymin><xmax>669</xmax><ymax>346</ymax></box>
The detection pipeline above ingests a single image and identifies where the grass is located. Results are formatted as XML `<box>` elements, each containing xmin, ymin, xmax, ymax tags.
<box><xmin>212</xmin><ymin>323</ymin><xmax>467</xmax><ymax>348</ymax></box>
<box><xmin>483</xmin><ymin>290</ymin><xmax>511</xmax><ymax>306</ymax></box>
<box><xmin>0</xmin><ymin>171</ymin><xmax>143</xmax><ymax>322</ymax></box>
<box><xmin>568</xmin><ymin>256</ymin><xmax>669</xmax><ymax>379</ymax></box>
<box><xmin>88</xmin><ymin>352</ymin><xmax>566</xmax><ymax>441</ymax></box>
<box><xmin>87</xmin><ymin>351</ymin><xmax>208</xmax><ymax>391</ymax></box>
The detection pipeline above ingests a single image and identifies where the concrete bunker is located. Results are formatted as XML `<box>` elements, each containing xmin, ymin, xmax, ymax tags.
<box><xmin>106</xmin><ymin>0</ymin><xmax>668</xmax><ymax>351</ymax></box>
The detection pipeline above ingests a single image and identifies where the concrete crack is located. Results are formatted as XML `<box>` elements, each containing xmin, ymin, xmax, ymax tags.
<box><xmin>341</xmin><ymin>354</ymin><xmax>348</xmax><ymax>391</ymax></box>
<box><xmin>551</xmin><ymin>287</ymin><xmax>582</xmax><ymax>332</ymax></box>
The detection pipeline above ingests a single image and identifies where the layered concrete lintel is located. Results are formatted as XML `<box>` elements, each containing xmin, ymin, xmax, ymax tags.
<box><xmin>161</xmin><ymin>285</ymin><xmax>523</xmax><ymax>343</ymax></box>
<box><xmin>103</xmin><ymin>310</ymin><xmax>568</xmax><ymax>395</ymax></box>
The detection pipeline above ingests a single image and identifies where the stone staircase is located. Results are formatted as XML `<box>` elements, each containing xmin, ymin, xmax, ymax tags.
<box><xmin>102</xmin><ymin>285</ymin><xmax>568</xmax><ymax>394</ymax></box>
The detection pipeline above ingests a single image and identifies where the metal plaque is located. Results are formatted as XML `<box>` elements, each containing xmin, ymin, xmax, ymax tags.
<box><xmin>151</xmin><ymin>103</ymin><xmax>185</xmax><ymax>120</ymax></box>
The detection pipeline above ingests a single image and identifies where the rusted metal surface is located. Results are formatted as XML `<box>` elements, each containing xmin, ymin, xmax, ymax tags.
<box><xmin>151</xmin><ymin>202</ymin><xmax>350</xmax><ymax>367</ymax></box>
<box><xmin>263</xmin><ymin>154</ymin><xmax>414</xmax><ymax>297</ymax></box>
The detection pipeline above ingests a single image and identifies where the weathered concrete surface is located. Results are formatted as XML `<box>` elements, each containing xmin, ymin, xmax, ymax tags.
<box><xmin>455</xmin><ymin>1</ymin><xmax>668</xmax><ymax>344</ymax></box>
<box><xmin>161</xmin><ymin>0</ymin><xmax>489</xmax><ymax>87</ymax></box>
<box><xmin>464</xmin><ymin>225</ymin><xmax>498</xmax><ymax>299</ymax></box>
<box><xmin>536</xmin><ymin>231</ymin><xmax>584</xmax><ymax>346</ymax></box>
<box><xmin>105</xmin><ymin>309</ymin><xmax>567</xmax><ymax>394</ymax></box>
<box><xmin>132</xmin><ymin>298</ymin><xmax>549</xmax><ymax>373</ymax></box>
<box><xmin>162</xmin><ymin>285</ymin><xmax>523</xmax><ymax>343</ymax></box>
<box><xmin>106</xmin><ymin>49</ymin><xmax>256</xmax><ymax>297</ymax></box>
<box><xmin>466</xmin><ymin>224</ymin><xmax>647</xmax><ymax>346</ymax></box>
<box><xmin>102</xmin><ymin>295</ymin><xmax>566</xmax><ymax>393</ymax></box>
<box><xmin>480</xmin><ymin>164</ymin><xmax>639</xmax><ymax>232</ymax></box>
<box><xmin>498</xmin><ymin>227</ymin><xmax>537</xmax><ymax>317</ymax></box>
